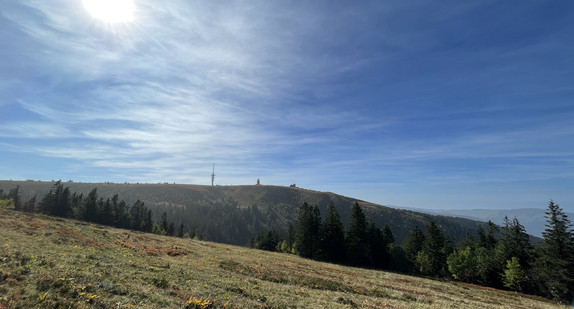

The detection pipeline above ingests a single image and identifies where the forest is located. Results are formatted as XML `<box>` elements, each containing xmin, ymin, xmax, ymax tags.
<box><xmin>1</xmin><ymin>182</ymin><xmax>572</xmax><ymax>303</ymax></box>
<box><xmin>251</xmin><ymin>201</ymin><xmax>573</xmax><ymax>304</ymax></box>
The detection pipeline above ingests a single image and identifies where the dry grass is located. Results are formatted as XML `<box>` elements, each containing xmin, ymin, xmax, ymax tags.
<box><xmin>0</xmin><ymin>209</ymin><xmax>566</xmax><ymax>309</ymax></box>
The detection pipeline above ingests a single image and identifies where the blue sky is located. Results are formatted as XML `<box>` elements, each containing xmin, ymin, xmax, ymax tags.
<box><xmin>1</xmin><ymin>0</ymin><xmax>573</xmax><ymax>212</ymax></box>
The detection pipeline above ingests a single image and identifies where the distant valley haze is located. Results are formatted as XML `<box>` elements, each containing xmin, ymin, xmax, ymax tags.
<box><xmin>1</xmin><ymin>1</ymin><xmax>573</xmax><ymax>213</ymax></box>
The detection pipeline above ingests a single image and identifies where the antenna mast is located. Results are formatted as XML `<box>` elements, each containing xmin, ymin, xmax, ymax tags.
<box><xmin>211</xmin><ymin>163</ymin><xmax>215</xmax><ymax>186</ymax></box>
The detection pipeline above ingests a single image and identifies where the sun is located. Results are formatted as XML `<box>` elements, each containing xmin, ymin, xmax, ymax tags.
<box><xmin>82</xmin><ymin>0</ymin><xmax>135</xmax><ymax>23</ymax></box>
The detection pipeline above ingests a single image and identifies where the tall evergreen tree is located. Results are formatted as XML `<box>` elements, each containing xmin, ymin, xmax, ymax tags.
<box><xmin>84</xmin><ymin>188</ymin><xmax>98</xmax><ymax>222</ymax></box>
<box><xmin>295</xmin><ymin>202</ymin><xmax>321</xmax><ymax>259</ymax></box>
<box><xmin>160</xmin><ymin>212</ymin><xmax>169</xmax><ymax>234</ymax></box>
<box><xmin>286</xmin><ymin>224</ymin><xmax>296</xmax><ymax>253</ymax></box>
<box><xmin>346</xmin><ymin>202</ymin><xmax>368</xmax><ymax>266</ymax></box>
<box><xmin>177</xmin><ymin>223</ymin><xmax>185</xmax><ymax>238</ymax></box>
<box><xmin>533</xmin><ymin>200</ymin><xmax>574</xmax><ymax>302</ymax></box>
<box><xmin>381</xmin><ymin>225</ymin><xmax>395</xmax><ymax>245</ymax></box>
<box><xmin>402</xmin><ymin>225</ymin><xmax>425</xmax><ymax>272</ymax></box>
<box><xmin>496</xmin><ymin>216</ymin><xmax>533</xmax><ymax>292</ymax></box>
<box><xmin>24</xmin><ymin>195</ymin><xmax>36</xmax><ymax>213</ymax></box>
<box><xmin>366</xmin><ymin>222</ymin><xmax>388</xmax><ymax>268</ymax></box>
<box><xmin>473</xmin><ymin>222</ymin><xmax>501</xmax><ymax>287</ymax></box>
<box><xmin>499</xmin><ymin>216</ymin><xmax>532</xmax><ymax>269</ymax></box>
<box><xmin>319</xmin><ymin>203</ymin><xmax>346</xmax><ymax>263</ymax></box>
<box><xmin>130</xmin><ymin>200</ymin><xmax>146</xmax><ymax>231</ymax></box>
<box><xmin>420</xmin><ymin>221</ymin><xmax>447</xmax><ymax>276</ymax></box>
<box><xmin>8</xmin><ymin>185</ymin><xmax>21</xmax><ymax>211</ymax></box>
<box><xmin>100</xmin><ymin>198</ymin><xmax>112</xmax><ymax>225</ymax></box>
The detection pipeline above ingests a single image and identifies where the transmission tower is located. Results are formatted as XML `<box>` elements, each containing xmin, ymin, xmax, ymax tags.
<box><xmin>211</xmin><ymin>163</ymin><xmax>215</xmax><ymax>186</ymax></box>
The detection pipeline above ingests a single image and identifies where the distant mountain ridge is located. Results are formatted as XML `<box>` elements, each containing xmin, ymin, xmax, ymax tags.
<box><xmin>395</xmin><ymin>207</ymin><xmax>572</xmax><ymax>237</ymax></box>
<box><xmin>1</xmin><ymin>180</ymin><xmax>495</xmax><ymax>245</ymax></box>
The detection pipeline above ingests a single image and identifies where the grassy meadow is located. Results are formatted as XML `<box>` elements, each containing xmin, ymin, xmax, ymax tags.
<box><xmin>0</xmin><ymin>209</ymin><xmax>566</xmax><ymax>309</ymax></box>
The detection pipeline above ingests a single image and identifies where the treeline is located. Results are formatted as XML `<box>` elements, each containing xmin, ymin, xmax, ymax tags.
<box><xmin>1</xmin><ymin>182</ymin><xmax>273</xmax><ymax>245</ymax></box>
<box><xmin>252</xmin><ymin>201</ymin><xmax>574</xmax><ymax>304</ymax></box>
<box><xmin>2</xmin><ymin>181</ymin><xmax>159</xmax><ymax>233</ymax></box>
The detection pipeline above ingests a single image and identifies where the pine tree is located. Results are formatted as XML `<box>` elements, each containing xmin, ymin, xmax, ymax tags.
<box><xmin>346</xmin><ymin>202</ymin><xmax>368</xmax><ymax>266</ymax></box>
<box><xmin>319</xmin><ymin>203</ymin><xmax>346</xmax><ymax>263</ymax></box>
<box><xmin>533</xmin><ymin>200</ymin><xmax>574</xmax><ymax>302</ymax></box>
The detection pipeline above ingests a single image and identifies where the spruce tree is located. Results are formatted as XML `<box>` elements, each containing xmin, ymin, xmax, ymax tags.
<box><xmin>366</xmin><ymin>222</ymin><xmax>388</xmax><ymax>268</ymax></box>
<box><xmin>160</xmin><ymin>212</ymin><xmax>169</xmax><ymax>234</ymax></box>
<box><xmin>533</xmin><ymin>200</ymin><xmax>574</xmax><ymax>302</ymax></box>
<box><xmin>295</xmin><ymin>202</ymin><xmax>321</xmax><ymax>259</ymax></box>
<box><xmin>84</xmin><ymin>188</ymin><xmax>98</xmax><ymax>222</ymax></box>
<box><xmin>8</xmin><ymin>186</ymin><xmax>21</xmax><ymax>211</ymax></box>
<box><xmin>499</xmin><ymin>216</ymin><xmax>532</xmax><ymax>269</ymax></box>
<box><xmin>346</xmin><ymin>202</ymin><xmax>368</xmax><ymax>266</ymax></box>
<box><xmin>421</xmin><ymin>221</ymin><xmax>446</xmax><ymax>276</ymax></box>
<box><xmin>319</xmin><ymin>203</ymin><xmax>345</xmax><ymax>263</ymax></box>
<box><xmin>402</xmin><ymin>225</ymin><xmax>425</xmax><ymax>272</ymax></box>
<box><xmin>381</xmin><ymin>225</ymin><xmax>395</xmax><ymax>245</ymax></box>
<box><xmin>497</xmin><ymin>216</ymin><xmax>532</xmax><ymax>292</ymax></box>
<box><xmin>24</xmin><ymin>195</ymin><xmax>36</xmax><ymax>213</ymax></box>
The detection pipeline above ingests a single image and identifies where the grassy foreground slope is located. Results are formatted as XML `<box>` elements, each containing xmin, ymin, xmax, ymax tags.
<box><xmin>0</xmin><ymin>210</ymin><xmax>563</xmax><ymax>309</ymax></box>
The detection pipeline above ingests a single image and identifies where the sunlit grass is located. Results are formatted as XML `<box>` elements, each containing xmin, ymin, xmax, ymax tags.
<box><xmin>0</xmin><ymin>209</ymin><xmax>566</xmax><ymax>308</ymax></box>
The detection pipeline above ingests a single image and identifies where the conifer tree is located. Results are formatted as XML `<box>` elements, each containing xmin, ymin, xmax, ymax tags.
<box><xmin>496</xmin><ymin>216</ymin><xmax>532</xmax><ymax>292</ymax></box>
<box><xmin>8</xmin><ymin>185</ymin><xmax>21</xmax><ymax>211</ymax></box>
<box><xmin>366</xmin><ymin>222</ymin><xmax>388</xmax><ymax>268</ymax></box>
<box><xmin>295</xmin><ymin>202</ymin><xmax>321</xmax><ymax>259</ymax></box>
<box><xmin>160</xmin><ymin>212</ymin><xmax>169</xmax><ymax>234</ymax></box>
<box><xmin>499</xmin><ymin>216</ymin><xmax>532</xmax><ymax>269</ymax></box>
<box><xmin>346</xmin><ymin>202</ymin><xmax>368</xmax><ymax>266</ymax></box>
<box><xmin>319</xmin><ymin>203</ymin><xmax>345</xmax><ymax>263</ymax></box>
<box><xmin>84</xmin><ymin>188</ymin><xmax>98</xmax><ymax>222</ymax></box>
<box><xmin>421</xmin><ymin>221</ymin><xmax>446</xmax><ymax>276</ymax></box>
<box><xmin>382</xmin><ymin>225</ymin><xmax>395</xmax><ymax>245</ymax></box>
<box><xmin>177</xmin><ymin>223</ymin><xmax>185</xmax><ymax>238</ymax></box>
<box><xmin>167</xmin><ymin>222</ymin><xmax>175</xmax><ymax>236</ymax></box>
<box><xmin>533</xmin><ymin>200</ymin><xmax>574</xmax><ymax>302</ymax></box>
<box><xmin>24</xmin><ymin>195</ymin><xmax>36</xmax><ymax>213</ymax></box>
<box><xmin>402</xmin><ymin>225</ymin><xmax>425</xmax><ymax>272</ymax></box>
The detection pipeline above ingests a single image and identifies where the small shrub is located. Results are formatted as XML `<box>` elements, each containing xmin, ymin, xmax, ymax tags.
<box><xmin>151</xmin><ymin>277</ymin><xmax>170</xmax><ymax>289</ymax></box>
<box><xmin>336</xmin><ymin>296</ymin><xmax>358</xmax><ymax>308</ymax></box>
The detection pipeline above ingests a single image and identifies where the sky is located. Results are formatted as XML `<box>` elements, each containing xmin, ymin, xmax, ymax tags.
<box><xmin>1</xmin><ymin>0</ymin><xmax>573</xmax><ymax>212</ymax></box>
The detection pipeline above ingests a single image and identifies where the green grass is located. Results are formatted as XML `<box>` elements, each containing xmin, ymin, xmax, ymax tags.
<box><xmin>0</xmin><ymin>209</ymin><xmax>566</xmax><ymax>309</ymax></box>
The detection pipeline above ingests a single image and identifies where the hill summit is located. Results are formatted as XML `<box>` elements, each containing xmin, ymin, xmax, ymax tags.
<box><xmin>1</xmin><ymin>180</ymin><xmax>485</xmax><ymax>245</ymax></box>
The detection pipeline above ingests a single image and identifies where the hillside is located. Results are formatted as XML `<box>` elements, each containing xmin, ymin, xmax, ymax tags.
<box><xmin>0</xmin><ymin>181</ymin><xmax>488</xmax><ymax>245</ymax></box>
<box><xmin>399</xmin><ymin>207</ymin><xmax>574</xmax><ymax>238</ymax></box>
<box><xmin>0</xmin><ymin>209</ymin><xmax>564</xmax><ymax>309</ymax></box>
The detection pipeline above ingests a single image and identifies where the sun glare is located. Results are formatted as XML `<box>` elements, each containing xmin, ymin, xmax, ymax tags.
<box><xmin>82</xmin><ymin>0</ymin><xmax>135</xmax><ymax>23</ymax></box>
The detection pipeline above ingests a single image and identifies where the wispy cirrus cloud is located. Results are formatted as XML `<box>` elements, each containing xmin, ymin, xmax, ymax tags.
<box><xmin>1</xmin><ymin>0</ymin><xmax>573</xmax><ymax>210</ymax></box>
